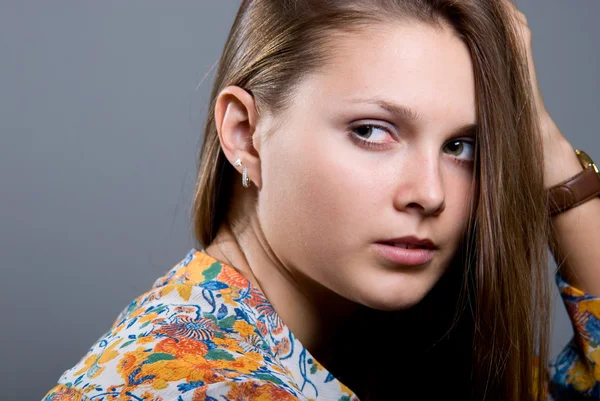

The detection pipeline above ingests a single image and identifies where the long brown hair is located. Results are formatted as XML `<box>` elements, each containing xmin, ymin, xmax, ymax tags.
<box><xmin>192</xmin><ymin>1</ymin><xmax>551</xmax><ymax>399</ymax></box>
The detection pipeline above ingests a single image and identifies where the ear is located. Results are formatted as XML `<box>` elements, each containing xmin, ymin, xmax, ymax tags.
<box><xmin>215</xmin><ymin>85</ymin><xmax>262</xmax><ymax>189</ymax></box>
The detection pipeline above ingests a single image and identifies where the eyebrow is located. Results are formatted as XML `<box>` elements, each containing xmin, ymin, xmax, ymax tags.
<box><xmin>348</xmin><ymin>97</ymin><xmax>478</xmax><ymax>137</ymax></box>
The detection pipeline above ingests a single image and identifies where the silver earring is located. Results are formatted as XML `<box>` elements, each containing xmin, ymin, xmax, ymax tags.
<box><xmin>234</xmin><ymin>158</ymin><xmax>251</xmax><ymax>188</ymax></box>
<box><xmin>242</xmin><ymin>166</ymin><xmax>250</xmax><ymax>188</ymax></box>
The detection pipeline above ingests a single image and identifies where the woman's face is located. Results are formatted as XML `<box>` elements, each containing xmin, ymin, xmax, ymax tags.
<box><xmin>255</xmin><ymin>21</ymin><xmax>477</xmax><ymax>310</ymax></box>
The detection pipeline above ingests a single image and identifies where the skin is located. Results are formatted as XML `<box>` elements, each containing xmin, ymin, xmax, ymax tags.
<box><xmin>205</xmin><ymin>20</ymin><xmax>477</xmax><ymax>359</ymax></box>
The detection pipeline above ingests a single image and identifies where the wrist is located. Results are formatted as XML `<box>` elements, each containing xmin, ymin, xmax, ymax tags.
<box><xmin>547</xmin><ymin>149</ymin><xmax>600</xmax><ymax>217</ymax></box>
<box><xmin>544</xmin><ymin>140</ymin><xmax>582</xmax><ymax>188</ymax></box>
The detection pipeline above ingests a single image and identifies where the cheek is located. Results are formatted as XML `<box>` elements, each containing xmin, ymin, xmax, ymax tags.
<box><xmin>445</xmin><ymin>172</ymin><xmax>476</xmax><ymax>240</ymax></box>
<box><xmin>257</xmin><ymin>130</ymin><xmax>378</xmax><ymax>265</ymax></box>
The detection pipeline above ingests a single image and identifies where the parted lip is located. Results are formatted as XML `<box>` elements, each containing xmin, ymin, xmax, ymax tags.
<box><xmin>377</xmin><ymin>236</ymin><xmax>438</xmax><ymax>250</ymax></box>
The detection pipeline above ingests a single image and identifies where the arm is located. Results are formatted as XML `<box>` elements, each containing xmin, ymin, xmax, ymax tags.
<box><xmin>546</xmin><ymin>128</ymin><xmax>600</xmax><ymax>296</ymax></box>
<box><xmin>503</xmin><ymin>0</ymin><xmax>600</xmax><ymax>294</ymax></box>
<box><xmin>503</xmin><ymin>3</ymin><xmax>600</xmax><ymax>399</ymax></box>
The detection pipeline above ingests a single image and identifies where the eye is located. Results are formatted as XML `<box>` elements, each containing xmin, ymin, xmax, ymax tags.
<box><xmin>443</xmin><ymin>139</ymin><xmax>475</xmax><ymax>162</ymax></box>
<box><xmin>352</xmin><ymin>124</ymin><xmax>392</xmax><ymax>141</ymax></box>
<box><xmin>348</xmin><ymin>123</ymin><xmax>396</xmax><ymax>150</ymax></box>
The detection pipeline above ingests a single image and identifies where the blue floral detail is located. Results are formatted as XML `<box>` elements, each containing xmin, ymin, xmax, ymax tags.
<box><xmin>177</xmin><ymin>381</ymin><xmax>205</xmax><ymax>392</ymax></box>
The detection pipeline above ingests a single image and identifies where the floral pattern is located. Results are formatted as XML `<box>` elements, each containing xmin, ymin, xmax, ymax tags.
<box><xmin>550</xmin><ymin>274</ymin><xmax>600</xmax><ymax>399</ymax></box>
<box><xmin>42</xmin><ymin>249</ymin><xmax>357</xmax><ymax>401</ymax></box>
<box><xmin>42</xmin><ymin>249</ymin><xmax>600</xmax><ymax>400</ymax></box>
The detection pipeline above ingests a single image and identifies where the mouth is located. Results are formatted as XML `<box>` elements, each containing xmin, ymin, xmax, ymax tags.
<box><xmin>373</xmin><ymin>236</ymin><xmax>437</xmax><ymax>266</ymax></box>
<box><xmin>378</xmin><ymin>241</ymin><xmax>431</xmax><ymax>249</ymax></box>
<box><xmin>373</xmin><ymin>242</ymin><xmax>436</xmax><ymax>266</ymax></box>
<box><xmin>377</xmin><ymin>236</ymin><xmax>438</xmax><ymax>250</ymax></box>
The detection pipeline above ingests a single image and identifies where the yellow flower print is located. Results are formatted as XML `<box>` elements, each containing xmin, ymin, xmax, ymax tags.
<box><xmin>116</xmin><ymin>346</ymin><xmax>151</xmax><ymax>381</ymax></box>
<box><xmin>43</xmin><ymin>385</ymin><xmax>87</xmax><ymax>401</ymax></box>
<box><xmin>566</xmin><ymin>358</ymin><xmax>595</xmax><ymax>392</ymax></box>
<box><xmin>161</xmin><ymin>284</ymin><xmax>193</xmax><ymax>301</ymax></box>
<box><xmin>98</xmin><ymin>339</ymin><xmax>124</xmax><ymax>364</ymax></box>
<box><xmin>213</xmin><ymin>337</ymin><xmax>245</xmax><ymax>354</ymax></box>
<box><xmin>151</xmin><ymin>377</ymin><xmax>169</xmax><ymax>391</ymax></box>
<box><xmin>225</xmin><ymin>381</ymin><xmax>298</xmax><ymax>401</ymax></box>
<box><xmin>139</xmin><ymin>312</ymin><xmax>159</xmax><ymax>323</ymax></box>
<box><xmin>140</xmin><ymin>391</ymin><xmax>155</xmax><ymax>401</ymax></box>
<box><xmin>73</xmin><ymin>338</ymin><xmax>123</xmax><ymax>378</ymax></box>
<box><xmin>219</xmin><ymin>286</ymin><xmax>241</xmax><ymax>306</ymax></box>
<box><xmin>103</xmin><ymin>385</ymin><xmax>123</xmax><ymax>401</ymax></box>
<box><xmin>244</xmin><ymin>350</ymin><xmax>265</xmax><ymax>364</ymax></box>
<box><xmin>160</xmin><ymin>285</ymin><xmax>174</xmax><ymax>297</ymax></box>
<box><xmin>129</xmin><ymin>307</ymin><xmax>146</xmax><ymax>319</ymax></box>
<box><xmin>562</xmin><ymin>285</ymin><xmax>586</xmax><ymax>297</ymax></box>
<box><xmin>146</xmin><ymin>356</ymin><xmax>216</xmax><ymax>384</ymax></box>
<box><xmin>587</xmin><ymin>348</ymin><xmax>600</xmax><ymax>380</ymax></box>
<box><xmin>137</xmin><ymin>335</ymin><xmax>156</xmax><ymax>345</ymax></box>
<box><xmin>271</xmin><ymin>364</ymin><xmax>287</xmax><ymax>375</ymax></box>
<box><xmin>189</xmin><ymin>251</ymin><xmax>219</xmax><ymax>270</ymax></box>
<box><xmin>212</xmin><ymin>352</ymin><xmax>263</xmax><ymax>374</ymax></box>
<box><xmin>154</xmin><ymin>337</ymin><xmax>208</xmax><ymax>358</ymax></box>
<box><xmin>176</xmin><ymin>251</ymin><xmax>220</xmax><ymax>284</ymax></box>
<box><xmin>73</xmin><ymin>353</ymin><xmax>101</xmax><ymax>377</ymax></box>
<box><xmin>578</xmin><ymin>299</ymin><xmax>600</xmax><ymax>319</ymax></box>
<box><xmin>233</xmin><ymin>320</ymin><xmax>257</xmax><ymax>337</ymax></box>
<box><xmin>176</xmin><ymin>285</ymin><xmax>192</xmax><ymax>301</ymax></box>
<box><xmin>111</xmin><ymin>322</ymin><xmax>126</xmax><ymax>335</ymax></box>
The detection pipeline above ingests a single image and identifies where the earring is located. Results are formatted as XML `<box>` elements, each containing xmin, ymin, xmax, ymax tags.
<box><xmin>234</xmin><ymin>158</ymin><xmax>251</xmax><ymax>188</ymax></box>
<box><xmin>242</xmin><ymin>167</ymin><xmax>250</xmax><ymax>188</ymax></box>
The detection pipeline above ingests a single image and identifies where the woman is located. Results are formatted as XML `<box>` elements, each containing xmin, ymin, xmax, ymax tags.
<box><xmin>43</xmin><ymin>0</ymin><xmax>600</xmax><ymax>400</ymax></box>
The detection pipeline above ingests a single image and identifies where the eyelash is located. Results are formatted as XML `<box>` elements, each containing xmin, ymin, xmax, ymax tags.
<box><xmin>348</xmin><ymin>123</ymin><xmax>393</xmax><ymax>150</ymax></box>
<box><xmin>348</xmin><ymin>123</ymin><xmax>475</xmax><ymax>168</ymax></box>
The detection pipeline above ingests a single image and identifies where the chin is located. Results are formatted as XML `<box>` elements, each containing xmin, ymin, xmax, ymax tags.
<box><xmin>354</xmin><ymin>280</ymin><xmax>434</xmax><ymax>311</ymax></box>
<box><xmin>357</xmin><ymin>282</ymin><xmax>428</xmax><ymax>312</ymax></box>
<box><xmin>359</xmin><ymin>295</ymin><xmax>424</xmax><ymax>312</ymax></box>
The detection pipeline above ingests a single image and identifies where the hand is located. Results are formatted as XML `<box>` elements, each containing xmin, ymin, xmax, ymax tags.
<box><xmin>503</xmin><ymin>0</ymin><xmax>582</xmax><ymax>187</ymax></box>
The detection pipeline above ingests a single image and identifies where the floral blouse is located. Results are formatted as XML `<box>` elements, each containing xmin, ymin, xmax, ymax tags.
<box><xmin>42</xmin><ymin>249</ymin><xmax>600</xmax><ymax>400</ymax></box>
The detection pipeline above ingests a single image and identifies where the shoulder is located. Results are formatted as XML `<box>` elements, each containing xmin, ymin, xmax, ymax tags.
<box><xmin>43</xmin><ymin>379</ymin><xmax>305</xmax><ymax>401</ymax></box>
<box><xmin>47</xmin><ymin>250</ymin><xmax>303</xmax><ymax>401</ymax></box>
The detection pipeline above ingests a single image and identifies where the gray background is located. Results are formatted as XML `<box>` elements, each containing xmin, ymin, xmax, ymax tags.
<box><xmin>0</xmin><ymin>1</ymin><xmax>598</xmax><ymax>400</ymax></box>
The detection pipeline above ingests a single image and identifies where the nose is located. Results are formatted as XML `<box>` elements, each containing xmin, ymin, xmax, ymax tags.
<box><xmin>393</xmin><ymin>151</ymin><xmax>446</xmax><ymax>217</ymax></box>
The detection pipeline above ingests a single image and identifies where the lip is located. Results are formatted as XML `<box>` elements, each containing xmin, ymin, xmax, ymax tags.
<box><xmin>380</xmin><ymin>236</ymin><xmax>438</xmax><ymax>250</ymax></box>
<box><xmin>373</xmin><ymin>242</ymin><xmax>435</xmax><ymax>266</ymax></box>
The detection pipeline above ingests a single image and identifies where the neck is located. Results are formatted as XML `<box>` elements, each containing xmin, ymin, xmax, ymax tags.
<box><xmin>204</xmin><ymin>189</ymin><xmax>361</xmax><ymax>366</ymax></box>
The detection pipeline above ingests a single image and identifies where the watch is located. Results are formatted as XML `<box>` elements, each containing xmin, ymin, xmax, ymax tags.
<box><xmin>548</xmin><ymin>149</ymin><xmax>600</xmax><ymax>216</ymax></box>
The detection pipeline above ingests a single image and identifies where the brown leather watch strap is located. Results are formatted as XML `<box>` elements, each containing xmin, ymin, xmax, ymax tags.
<box><xmin>548</xmin><ymin>166</ymin><xmax>600</xmax><ymax>216</ymax></box>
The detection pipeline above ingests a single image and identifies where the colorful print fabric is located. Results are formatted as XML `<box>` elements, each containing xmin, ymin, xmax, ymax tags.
<box><xmin>42</xmin><ymin>249</ymin><xmax>600</xmax><ymax>400</ymax></box>
<box><xmin>550</xmin><ymin>274</ymin><xmax>600</xmax><ymax>399</ymax></box>
<box><xmin>42</xmin><ymin>249</ymin><xmax>357</xmax><ymax>401</ymax></box>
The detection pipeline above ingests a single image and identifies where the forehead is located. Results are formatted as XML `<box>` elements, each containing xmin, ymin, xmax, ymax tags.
<box><xmin>296</xmin><ymin>21</ymin><xmax>477</xmax><ymax>127</ymax></box>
